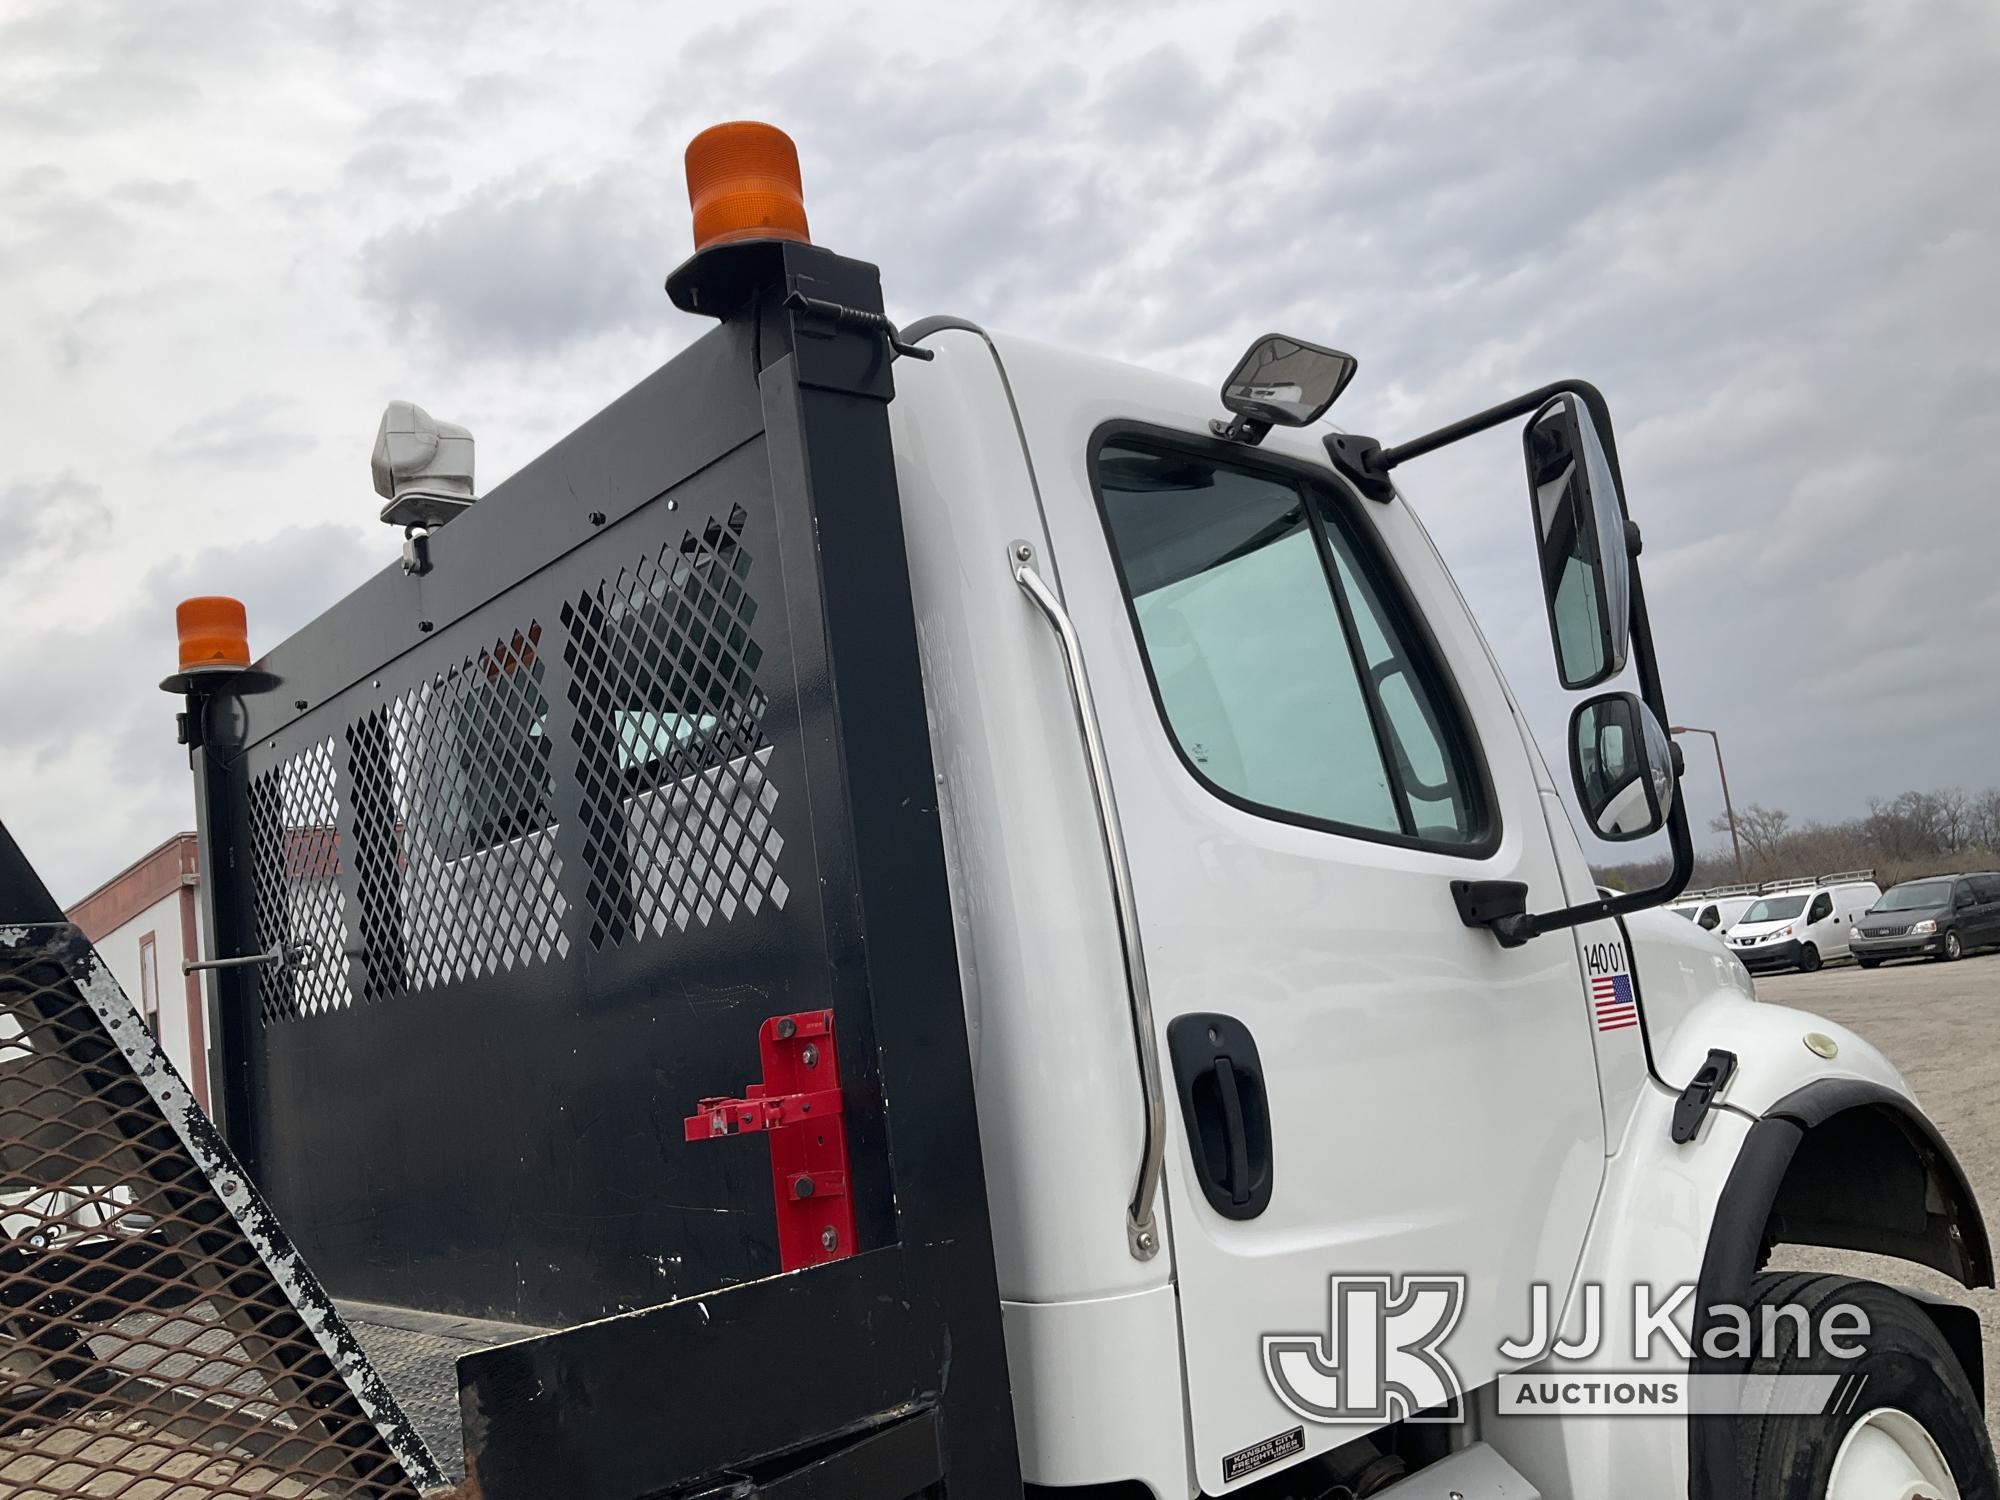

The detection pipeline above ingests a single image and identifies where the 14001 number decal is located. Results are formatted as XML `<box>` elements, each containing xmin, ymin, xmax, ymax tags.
<box><xmin>1583</xmin><ymin>939</ymin><xmax>1627</xmax><ymax>977</ymax></box>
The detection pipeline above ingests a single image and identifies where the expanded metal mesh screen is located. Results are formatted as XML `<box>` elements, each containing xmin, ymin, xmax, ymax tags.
<box><xmin>561</xmin><ymin>509</ymin><xmax>787</xmax><ymax>950</ymax></box>
<box><xmin>240</xmin><ymin>504</ymin><xmax>791</xmax><ymax>1022</ymax></box>
<box><xmin>350</xmin><ymin>621</ymin><xmax>568</xmax><ymax>1004</ymax></box>
<box><xmin>0</xmin><ymin>926</ymin><xmax>435</xmax><ymax>1498</ymax></box>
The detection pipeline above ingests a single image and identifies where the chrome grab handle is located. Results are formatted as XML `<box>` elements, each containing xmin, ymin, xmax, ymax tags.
<box><xmin>1010</xmin><ymin>540</ymin><xmax>1165</xmax><ymax>1261</ymax></box>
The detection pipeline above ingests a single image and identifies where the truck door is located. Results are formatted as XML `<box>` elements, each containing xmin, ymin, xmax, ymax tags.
<box><xmin>1019</xmin><ymin>393</ymin><xmax>1607</xmax><ymax>1487</ymax></box>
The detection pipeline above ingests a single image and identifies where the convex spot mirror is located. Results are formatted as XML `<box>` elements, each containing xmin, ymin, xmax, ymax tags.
<box><xmin>1525</xmin><ymin>392</ymin><xmax>1631</xmax><ymax>690</ymax></box>
<box><xmin>1570</xmin><ymin>692</ymin><xmax>1676</xmax><ymax>842</ymax></box>
<box><xmin>1221</xmin><ymin>335</ymin><xmax>1358</xmax><ymax>431</ymax></box>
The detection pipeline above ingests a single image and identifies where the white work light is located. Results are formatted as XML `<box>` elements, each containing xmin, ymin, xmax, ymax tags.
<box><xmin>373</xmin><ymin>401</ymin><xmax>476</xmax><ymax>529</ymax></box>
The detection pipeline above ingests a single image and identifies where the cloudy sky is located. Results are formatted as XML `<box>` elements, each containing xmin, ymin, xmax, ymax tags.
<box><xmin>3</xmin><ymin>0</ymin><xmax>1996</xmax><ymax>901</ymax></box>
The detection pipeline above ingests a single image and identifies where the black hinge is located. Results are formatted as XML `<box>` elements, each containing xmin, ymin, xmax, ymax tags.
<box><xmin>1671</xmin><ymin>1049</ymin><xmax>1738</xmax><ymax>1145</ymax></box>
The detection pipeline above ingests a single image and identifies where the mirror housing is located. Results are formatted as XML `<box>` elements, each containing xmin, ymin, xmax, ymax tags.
<box><xmin>1319</xmin><ymin>372</ymin><xmax>1697</xmax><ymax>942</ymax></box>
<box><xmin>1524</xmin><ymin>392</ymin><xmax>1631</xmax><ymax>690</ymax></box>
<box><xmin>1570</xmin><ymin>692</ymin><xmax>1677</xmax><ymax>842</ymax></box>
<box><xmin>1213</xmin><ymin>335</ymin><xmax>1357</xmax><ymax>445</ymax></box>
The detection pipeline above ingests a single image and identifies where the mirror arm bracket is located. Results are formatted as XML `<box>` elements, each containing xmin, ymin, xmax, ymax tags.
<box><xmin>1323</xmin><ymin>432</ymin><xmax>1396</xmax><ymax>503</ymax></box>
<box><xmin>1452</xmin><ymin>880</ymin><xmax>1535</xmax><ymax>947</ymax></box>
<box><xmin>1210</xmin><ymin>414</ymin><xmax>1272</xmax><ymax>447</ymax></box>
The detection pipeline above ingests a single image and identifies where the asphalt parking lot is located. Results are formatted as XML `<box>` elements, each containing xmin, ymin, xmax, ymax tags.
<box><xmin>1757</xmin><ymin>951</ymin><xmax>2000</xmax><ymax>1446</ymax></box>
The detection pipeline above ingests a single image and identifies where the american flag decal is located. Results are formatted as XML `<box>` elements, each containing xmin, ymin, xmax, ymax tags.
<box><xmin>1591</xmin><ymin>972</ymin><xmax>1638</xmax><ymax>1032</ymax></box>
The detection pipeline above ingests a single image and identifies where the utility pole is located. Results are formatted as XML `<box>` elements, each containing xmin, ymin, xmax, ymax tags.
<box><xmin>1671</xmin><ymin>725</ymin><xmax>1743</xmax><ymax>881</ymax></box>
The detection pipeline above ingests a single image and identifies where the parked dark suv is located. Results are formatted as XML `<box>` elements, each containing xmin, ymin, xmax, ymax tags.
<box><xmin>1850</xmin><ymin>872</ymin><xmax>2000</xmax><ymax>967</ymax></box>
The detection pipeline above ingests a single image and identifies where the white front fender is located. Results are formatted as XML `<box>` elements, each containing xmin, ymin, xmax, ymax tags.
<box><xmin>1479</xmin><ymin>982</ymin><xmax>1989</xmax><ymax>1500</ymax></box>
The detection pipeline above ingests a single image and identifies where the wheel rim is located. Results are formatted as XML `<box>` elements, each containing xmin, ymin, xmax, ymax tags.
<box><xmin>1945</xmin><ymin>933</ymin><xmax>1961</xmax><ymax>960</ymax></box>
<box><xmin>1826</xmin><ymin>1406</ymin><xmax>1959</xmax><ymax>1500</ymax></box>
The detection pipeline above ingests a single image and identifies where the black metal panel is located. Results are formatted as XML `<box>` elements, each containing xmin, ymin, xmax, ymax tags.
<box><xmin>458</xmin><ymin>1248</ymin><xmax>939</xmax><ymax>1497</ymax></box>
<box><xmin>188</xmin><ymin>240</ymin><xmax>1021</xmax><ymax>1494</ymax></box>
<box><xmin>204</xmin><ymin>437</ymin><xmax>858</xmax><ymax>1329</ymax></box>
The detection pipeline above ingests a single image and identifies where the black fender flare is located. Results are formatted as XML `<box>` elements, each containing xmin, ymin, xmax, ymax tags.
<box><xmin>1688</xmin><ymin>1078</ymin><xmax>1992</xmax><ymax>1499</ymax></box>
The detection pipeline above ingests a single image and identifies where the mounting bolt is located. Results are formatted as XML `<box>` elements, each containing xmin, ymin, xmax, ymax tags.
<box><xmin>220</xmin><ymin>1180</ymin><xmax>241</xmax><ymax>1198</ymax></box>
<box><xmin>821</xmin><ymin>1226</ymin><xmax>839</xmax><ymax>1253</ymax></box>
<box><xmin>1014</xmin><ymin>542</ymin><xmax>1033</xmax><ymax>562</ymax></box>
<box><xmin>1135</xmin><ymin>1228</ymin><xmax>1158</xmax><ymax>1255</ymax></box>
<box><xmin>775</xmin><ymin>1017</ymin><xmax>797</xmax><ymax>1040</ymax></box>
<box><xmin>801</xmin><ymin>1043</ymin><xmax>819</xmax><ymax>1068</ymax></box>
<box><xmin>792</xmin><ymin>1175</ymin><xmax>815</xmax><ymax>1200</ymax></box>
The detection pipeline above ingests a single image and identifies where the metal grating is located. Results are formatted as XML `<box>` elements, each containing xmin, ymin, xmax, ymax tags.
<box><xmin>350</xmin><ymin>624</ymin><xmax>568</xmax><ymax>1004</ymax></box>
<box><xmin>561</xmin><ymin>509</ymin><xmax>788</xmax><ymax>951</ymax></box>
<box><xmin>245</xmin><ymin>741</ymin><xmax>348</xmax><ymax>1024</ymax></box>
<box><xmin>0</xmin><ymin>926</ymin><xmax>437</xmax><ymax>1497</ymax></box>
<box><xmin>239</xmin><ymin>508</ymin><xmax>795</xmax><ymax>1016</ymax></box>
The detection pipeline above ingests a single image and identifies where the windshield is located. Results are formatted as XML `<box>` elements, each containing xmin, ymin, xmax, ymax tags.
<box><xmin>1875</xmin><ymin>880</ymin><xmax>1951</xmax><ymax>912</ymax></box>
<box><xmin>1741</xmin><ymin>894</ymin><xmax>1807</xmax><ymax>924</ymax></box>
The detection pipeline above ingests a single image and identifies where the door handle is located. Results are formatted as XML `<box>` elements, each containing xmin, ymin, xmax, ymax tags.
<box><xmin>1212</xmin><ymin>1058</ymin><xmax>1252</xmax><ymax>1207</ymax></box>
<box><xmin>1168</xmin><ymin>1014</ymin><xmax>1274</xmax><ymax>1220</ymax></box>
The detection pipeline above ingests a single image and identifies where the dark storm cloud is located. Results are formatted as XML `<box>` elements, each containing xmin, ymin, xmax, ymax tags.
<box><xmin>360</xmin><ymin>173</ymin><xmax>669</xmax><ymax>357</ymax></box>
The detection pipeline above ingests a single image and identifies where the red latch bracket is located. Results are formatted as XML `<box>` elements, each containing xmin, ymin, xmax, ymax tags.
<box><xmin>683</xmin><ymin>1009</ymin><xmax>856</xmax><ymax>1272</ymax></box>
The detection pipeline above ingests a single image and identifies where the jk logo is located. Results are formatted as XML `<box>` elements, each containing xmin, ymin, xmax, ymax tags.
<box><xmin>1263</xmin><ymin>1275</ymin><xmax>1467</xmax><ymax>1424</ymax></box>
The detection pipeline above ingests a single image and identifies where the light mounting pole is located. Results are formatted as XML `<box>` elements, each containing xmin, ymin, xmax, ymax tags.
<box><xmin>1671</xmin><ymin>724</ymin><xmax>1743</xmax><ymax>881</ymax></box>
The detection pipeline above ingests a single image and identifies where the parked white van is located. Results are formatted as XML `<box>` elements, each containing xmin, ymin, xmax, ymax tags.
<box><xmin>1669</xmin><ymin>887</ymin><xmax>1758</xmax><ymax>935</ymax></box>
<box><xmin>1724</xmin><ymin>870</ymin><xmax>1883</xmax><ymax>973</ymax></box>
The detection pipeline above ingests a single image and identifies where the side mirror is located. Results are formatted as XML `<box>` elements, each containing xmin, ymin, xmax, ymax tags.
<box><xmin>1569</xmin><ymin>692</ymin><xmax>1675</xmax><ymax>841</ymax></box>
<box><xmin>1525</xmin><ymin>392</ymin><xmax>1630</xmax><ymax>690</ymax></box>
<box><xmin>1215</xmin><ymin>334</ymin><xmax>1357</xmax><ymax>443</ymax></box>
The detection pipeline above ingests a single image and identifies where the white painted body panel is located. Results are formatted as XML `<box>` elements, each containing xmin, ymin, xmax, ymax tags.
<box><xmin>1002</xmin><ymin>1289</ymin><xmax>1190</xmax><ymax>1494</ymax></box>
<box><xmin>889</xmin><ymin>328</ymin><xmax>1168</xmax><ymax>1306</ymax></box>
<box><xmin>886</xmin><ymin>326</ymin><xmax>1943</xmax><ymax>1498</ymax></box>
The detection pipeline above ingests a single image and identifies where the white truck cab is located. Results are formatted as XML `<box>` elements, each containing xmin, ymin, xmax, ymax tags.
<box><xmin>32</xmin><ymin>121</ymin><xmax>1985</xmax><ymax>1500</ymax></box>
<box><xmin>887</xmin><ymin>323</ymin><xmax>1987</xmax><ymax>1495</ymax></box>
<box><xmin>1724</xmin><ymin>872</ymin><xmax>1882</xmax><ymax>974</ymax></box>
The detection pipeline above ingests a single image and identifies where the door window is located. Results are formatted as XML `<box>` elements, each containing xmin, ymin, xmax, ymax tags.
<box><xmin>1808</xmin><ymin>892</ymin><xmax>1833</xmax><ymax>924</ymax></box>
<box><xmin>1698</xmin><ymin>905</ymin><xmax>1721</xmax><ymax>930</ymax></box>
<box><xmin>1093</xmin><ymin>438</ymin><xmax>1488</xmax><ymax>848</ymax></box>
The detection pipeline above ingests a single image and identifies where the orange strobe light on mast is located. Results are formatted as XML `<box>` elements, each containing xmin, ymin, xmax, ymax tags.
<box><xmin>685</xmin><ymin>121</ymin><xmax>810</xmax><ymax>251</ymax></box>
<box><xmin>175</xmin><ymin>596</ymin><xmax>251</xmax><ymax>676</ymax></box>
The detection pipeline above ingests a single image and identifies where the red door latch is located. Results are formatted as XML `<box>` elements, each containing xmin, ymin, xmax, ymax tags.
<box><xmin>683</xmin><ymin>1009</ymin><xmax>856</xmax><ymax>1272</ymax></box>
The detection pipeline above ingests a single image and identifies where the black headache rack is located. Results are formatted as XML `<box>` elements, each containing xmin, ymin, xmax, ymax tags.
<box><xmin>0</xmin><ymin>239</ymin><xmax>1020</xmax><ymax>1497</ymax></box>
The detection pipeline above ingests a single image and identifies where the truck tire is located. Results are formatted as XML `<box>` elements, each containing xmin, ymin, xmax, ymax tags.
<box><xmin>1855</xmin><ymin>957</ymin><xmax>1881</xmax><ymax>970</ymax></box>
<box><xmin>1939</xmin><ymin>931</ymin><xmax>1963</xmax><ymax>962</ymax></box>
<box><xmin>1735</xmin><ymin>1272</ymin><xmax>1996</xmax><ymax>1499</ymax></box>
<box><xmin>1797</xmin><ymin>943</ymin><xmax>1822</xmax><ymax>973</ymax></box>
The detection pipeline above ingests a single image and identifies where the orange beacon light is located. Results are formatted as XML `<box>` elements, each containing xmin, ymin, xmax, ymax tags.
<box><xmin>685</xmin><ymin>121</ymin><xmax>810</xmax><ymax>252</ymax></box>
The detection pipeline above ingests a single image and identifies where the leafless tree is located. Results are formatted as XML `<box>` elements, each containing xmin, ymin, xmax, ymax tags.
<box><xmin>1712</xmin><ymin>804</ymin><xmax>1791</xmax><ymax>868</ymax></box>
